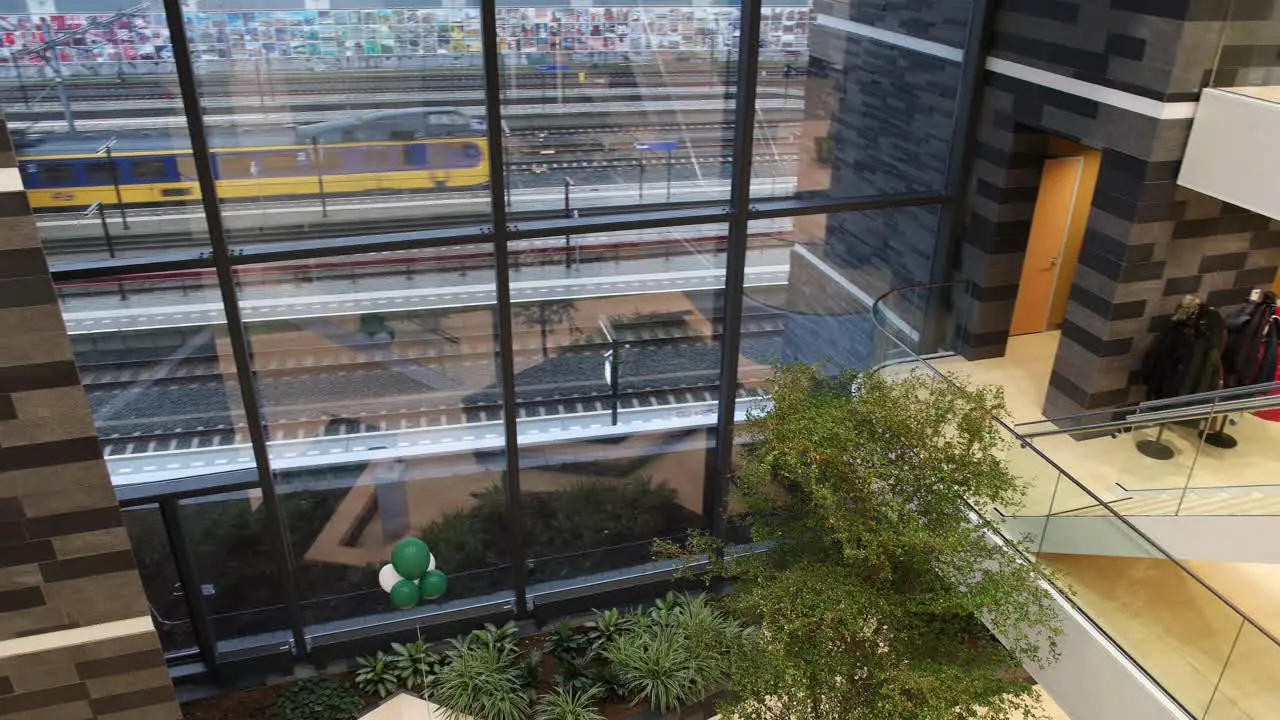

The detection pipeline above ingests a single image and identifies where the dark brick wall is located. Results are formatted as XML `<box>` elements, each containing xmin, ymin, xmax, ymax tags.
<box><xmin>959</xmin><ymin>0</ymin><xmax>1280</xmax><ymax>416</ymax></box>
<box><xmin>807</xmin><ymin>0</ymin><xmax>969</xmax><ymax>297</ymax></box>
<box><xmin>0</xmin><ymin>110</ymin><xmax>180</xmax><ymax>718</ymax></box>
<box><xmin>991</xmin><ymin>0</ymin><xmax>1233</xmax><ymax>102</ymax></box>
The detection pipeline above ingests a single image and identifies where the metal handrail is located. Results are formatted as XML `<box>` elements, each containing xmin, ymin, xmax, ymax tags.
<box><xmin>868</xmin><ymin>282</ymin><xmax>1280</xmax><ymax>651</ymax></box>
<box><xmin>1020</xmin><ymin>392</ymin><xmax>1280</xmax><ymax>439</ymax></box>
<box><xmin>1017</xmin><ymin>380</ymin><xmax>1280</xmax><ymax>438</ymax></box>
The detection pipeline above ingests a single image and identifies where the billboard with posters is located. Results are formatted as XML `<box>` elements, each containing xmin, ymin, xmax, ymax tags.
<box><xmin>0</xmin><ymin>6</ymin><xmax>809</xmax><ymax>63</ymax></box>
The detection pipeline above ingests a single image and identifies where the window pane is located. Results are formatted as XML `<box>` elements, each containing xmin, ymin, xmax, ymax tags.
<box><xmin>186</xmin><ymin>3</ymin><xmax>491</xmax><ymax>245</ymax></box>
<box><xmin>1</xmin><ymin>7</ymin><xmax>209</xmax><ymax>265</ymax></box>
<box><xmin>500</xmin><ymin>6</ymin><xmax>741</xmax><ymax>217</ymax></box>
<box><xmin>55</xmin><ymin>271</ymin><xmax>252</xmax><ymax>487</ymax></box>
<box><xmin>179</xmin><ymin>490</ymin><xmax>293</xmax><ymax>654</ymax></box>
<box><xmin>279</xmin><ymin>456</ymin><xmax>514</xmax><ymax>636</ymax></box>
<box><xmin>122</xmin><ymin>505</ymin><xmax>197</xmax><ymax>658</ymax></box>
<box><xmin>753</xmin><ymin>0</ymin><xmax>970</xmax><ymax>201</ymax></box>
<box><xmin>741</xmin><ymin>207</ymin><xmax>944</xmax><ymax>376</ymax></box>
<box><xmin>232</xmin><ymin>239</ymin><xmax>513</xmax><ymax>628</ymax></box>
<box><xmin>508</xmin><ymin>224</ymin><xmax>728</xmax><ymax>591</ymax></box>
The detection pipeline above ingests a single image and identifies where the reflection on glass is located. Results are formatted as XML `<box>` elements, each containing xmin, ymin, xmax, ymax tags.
<box><xmin>756</xmin><ymin>0</ymin><xmax>967</xmax><ymax>201</ymax></box>
<box><xmin>278</xmin><ymin>456</ymin><xmax>514</xmax><ymax>635</ymax></box>
<box><xmin>179</xmin><ymin>490</ymin><xmax>293</xmax><ymax>654</ymax></box>
<box><xmin>233</xmin><ymin>244</ymin><xmax>504</xmax><ymax>461</ymax></box>
<box><xmin>507</xmin><ymin>223</ymin><xmax>729</xmax><ymax>587</ymax></box>
<box><xmin>0</xmin><ymin>7</ymin><xmax>209</xmax><ymax>263</ymax></box>
<box><xmin>741</xmin><ymin>208</ymin><xmax>942</xmax><ymax>376</ymax></box>
<box><xmin>123</xmin><ymin>505</ymin><xmax>196</xmax><ymax>657</ymax></box>
<box><xmin>500</xmin><ymin>4</ymin><xmax>754</xmax><ymax>216</ymax></box>
<box><xmin>55</xmin><ymin>271</ymin><xmax>249</xmax><ymax>486</ymax></box>
<box><xmin>1037</xmin><ymin>480</ymin><xmax>1244</xmax><ymax>717</ymax></box>
<box><xmin>1204</xmin><ymin>622</ymin><xmax>1280</xmax><ymax>719</ymax></box>
<box><xmin>183</xmin><ymin>2</ymin><xmax>490</xmax><ymax>244</ymax></box>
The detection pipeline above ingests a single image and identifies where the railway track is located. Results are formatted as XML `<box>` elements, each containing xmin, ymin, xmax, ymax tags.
<box><xmin>91</xmin><ymin>313</ymin><xmax>783</xmax><ymax>457</ymax></box>
<box><xmin>0</xmin><ymin>64</ymin><xmax>801</xmax><ymax>105</ymax></box>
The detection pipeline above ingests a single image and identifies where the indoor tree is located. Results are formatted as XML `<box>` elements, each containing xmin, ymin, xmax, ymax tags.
<box><xmin>660</xmin><ymin>364</ymin><xmax>1061</xmax><ymax>720</ymax></box>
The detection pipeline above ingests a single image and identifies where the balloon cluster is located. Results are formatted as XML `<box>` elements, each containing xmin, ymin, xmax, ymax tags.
<box><xmin>378</xmin><ymin>537</ymin><xmax>448</xmax><ymax>609</ymax></box>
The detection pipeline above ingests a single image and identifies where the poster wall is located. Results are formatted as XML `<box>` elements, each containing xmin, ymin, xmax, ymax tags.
<box><xmin>0</xmin><ymin>6</ymin><xmax>809</xmax><ymax>63</ymax></box>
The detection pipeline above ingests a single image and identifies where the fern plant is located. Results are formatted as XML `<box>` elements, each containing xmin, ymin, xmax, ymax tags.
<box><xmin>354</xmin><ymin>651</ymin><xmax>400</xmax><ymax>699</ymax></box>
<box><xmin>389</xmin><ymin>640</ymin><xmax>443</xmax><ymax>693</ymax></box>
<box><xmin>534</xmin><ymin>686</ymin><xmax>607</xmax><ymax>720</ymax></box>
<box><xmin>432</xmin><ymin>644</ymin><xmax>530</xmax><ymax>720</ymax></box>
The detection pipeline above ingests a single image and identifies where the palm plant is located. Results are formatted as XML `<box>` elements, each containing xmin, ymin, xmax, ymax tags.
<box><xmin>354</xmin><ymin>650</ymin><xmax>401</xmax><ymax>699</ymax></box>
<box><xmin>432</xmin><ymin>644</ymin><xmax>530</xmax><ymax>720</ymax></box>
<box><xmin>534</xmin><ymin>686</ymin><xmax>607</xmax><ymax>720</ymax></box>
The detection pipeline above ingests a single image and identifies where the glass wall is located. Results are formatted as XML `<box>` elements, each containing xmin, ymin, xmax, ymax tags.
<box><xmin>4</xmin><ymin>0</ymin><xmax>973</xmax><ymax>670</ymax></box>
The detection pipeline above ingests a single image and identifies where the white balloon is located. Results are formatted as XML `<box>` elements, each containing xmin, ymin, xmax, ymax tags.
<box><xmin>378</xmin><ymin>563</ymin><xmax>405</xmax><ymax>593</ymax></box>
<box><xmin>428</xmin><ymin>553</ymin><xmax>436</xmax><ymax>572</ymax></box>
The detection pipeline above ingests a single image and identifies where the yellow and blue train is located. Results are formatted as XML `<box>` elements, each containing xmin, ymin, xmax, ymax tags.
<box><xmin>17</xmin><ymin>108</ymin><xmax>490</xmax><ymax>210</ymax></box>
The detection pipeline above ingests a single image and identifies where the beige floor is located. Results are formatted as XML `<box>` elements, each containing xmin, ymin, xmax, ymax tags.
<box><xmin>935</xmin><ymin>332</ymin><xmax>1280</xmax><ymax>717</ymax></box>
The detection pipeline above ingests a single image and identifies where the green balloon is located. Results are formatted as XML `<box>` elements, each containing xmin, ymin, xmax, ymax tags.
<box><xmin>391</xmin><ymin>538</ymin><xmax>431</xmax><ymax>580</ymax></box>
<box><xmin>418</xmin><ymin>569</ymin><xmax>448</xmax><ymax>601</ymax></box>
<box><xmin>389</xmin><ymin>579</ymin><xmax>419</xmax><ymax>609</ymax></box>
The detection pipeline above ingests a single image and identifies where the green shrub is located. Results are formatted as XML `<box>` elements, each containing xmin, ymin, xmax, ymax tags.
<box><xmin>389</xmin><ymin>640</ymin><xmax>444</xmax><ymax>693</ymax></box>
<box><xmin>603</xmin><ymin>625</ymin><xmax>701</xmax><ymax>714</ymax></box>
<box><xmin>420</xmin><ymin>476</ymin><xmax>698</xmax><ymax>593</ymax></box>
<box><xmin>272</xmin><ymin>677</ymin><xmax>362</xmax><ymax>720</ymax></box>
<box><xmin>355</xmin><ymin>651</ymin><xmax>401</xmax><ymax>699</ymax></box>
<box><xmin>534</xmin><ymin>686</ymin><xmax>607</xmax><ymax>720</ymax></box>
<box><xmin>432</xmin><ymin>644</ymin><xmax>531</xmax><ymax>720</ymax></box>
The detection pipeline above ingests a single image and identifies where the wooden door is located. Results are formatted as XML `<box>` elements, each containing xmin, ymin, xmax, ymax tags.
<box><xmin>1010</xmin><ymin>157</ymin><xmax>1084</xmax><ymax>336</ymax></box>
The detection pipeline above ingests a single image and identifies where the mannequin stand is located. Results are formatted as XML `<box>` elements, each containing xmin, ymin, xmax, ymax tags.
<box><xmin>1201</xmin><ymin>414</ymin><xmax>1237</xmax><ymax>449</ymax></box>
<box><xmin>1136</xmin><ymin>425</ymin><xmax>1175</xmax><ymax>460</ymax></box>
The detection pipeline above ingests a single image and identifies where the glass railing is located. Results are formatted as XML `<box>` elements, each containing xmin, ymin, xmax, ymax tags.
<box><xmin>1015</xmin><ymin>383</ymin><xmax>1280</xmax><ymax>517</ymax></box>
<box><xmin>870</xmin><ymin>283</ymin><xmax>1280</xmax><ymax>719</ymax></box>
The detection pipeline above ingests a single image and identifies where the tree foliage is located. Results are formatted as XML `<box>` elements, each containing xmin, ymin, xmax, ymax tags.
<box><xmin>662</xmin><ymin>365</ymin><xmax>1060</xmax><ymax>720</ymax></box>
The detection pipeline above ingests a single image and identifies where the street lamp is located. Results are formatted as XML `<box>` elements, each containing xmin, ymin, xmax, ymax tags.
<box><xmin>95</xmin><ymin>138</ymin><xmax>128</xmax><ymax>229</ymax></box>
<box><xmin>84</xmin><ymin>201</ymin><xmax>115</xmax><ymax>258</ymax></box>
<box><xmin>599</xmin><ymin>316</ymin><xmax>622</xmax><ymax>426</ymax></box>
<box><xmin>563</xmin><ymin>177</ymin><xmax>574</xmax><ymax>268</ymax></box>
<box><xmin>310</xmin><ymin>137</ymin><xmax>328</xmax><ymax>218</ymax></box>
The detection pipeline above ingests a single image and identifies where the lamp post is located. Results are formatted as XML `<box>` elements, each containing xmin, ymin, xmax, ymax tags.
<box><xmin>95</xmin><ymin>138</ymin><xmax>128</xmax><ymax>229</ymax></box>
<box><xmin>599</xmin><ymin>317</ymin><xmax>622</xmax><ymax>426</ymax></box>
<box><xmin>563</xmin><ymin>177</ymin><xmax>573</xmax><ymax>268</ymax></box>
<box><xmin>310</xmin><ymin>136</ymin><xmax>328</xmax><ymax>218</ymax></box>
<box><xmin>85</xmin><ymin>201</ymin><xmax>115</xmax><ymax>258</ymax></box>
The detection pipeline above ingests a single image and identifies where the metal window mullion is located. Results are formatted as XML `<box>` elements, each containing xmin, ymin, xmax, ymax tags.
<box><xmin>480</xmin><ymin>0</ymin><xmax>528</xmax><ymax>616</ymax></box>
<box><xmin>930</xmin><ymin>0</ymin><xmax>996</xmax><ymax>287</ymax></box>
<box><xmin>706</xmin><ymin>0</ymin><xmax>765</xmax><ymax>540</ymax></box>
<box><xmin>158</xmin><ymin>498</ymin><xmax>219</xmax><ymax>673</ymax></box>
<box><xmin>159</xmin><ymin>0</ymin><xmax>307</xmax><ymax>658</ymax></box>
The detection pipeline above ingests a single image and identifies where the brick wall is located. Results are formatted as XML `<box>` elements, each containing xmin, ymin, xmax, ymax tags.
<box><xmin>807</xmin><ymin>0</ymin><xmax>971</xmax><ymax>297</ymax></box>
<box><xmin>0</xmin><ymin>110</ymin><xmax>180</xmax><ymax>718</ymax></box>
<box><xmin>959</xmin><ymin>0</ymin><xmax>1280</xmax><ymax>416</ymax></box>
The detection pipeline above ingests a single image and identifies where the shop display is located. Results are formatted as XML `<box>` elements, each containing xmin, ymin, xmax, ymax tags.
<box><xmin>0</xmin><ymin>6</ymin><xmax>810</xmax><ymax>63</ymax></box>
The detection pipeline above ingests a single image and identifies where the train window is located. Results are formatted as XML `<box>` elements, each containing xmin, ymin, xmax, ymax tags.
<box><xmin>176</xmin><ymin>157</ymin><xmax>197</xmax><ymax>180</ymax></box>
<box><xmin>260</xmin><ymin>153</ymin><xmax>300</xmax><ymax>176</ymax></box>
<box><xmin>132</xmin><ymin>159</ymin><xmax>173</xmax><ymax>182</ymax></box>
<box><xmin>216</xmin><ymin>154</ymin><xmax>254</xmax><ymax>179</ymax></box>
<box><xmin>361</xmin><ymin>147</ymin><xmax>396</xmax><ymax>171</ymax></box>
<box><xmin>38</xmin><ymin>163</ymin><xmax>76</xmax><ymax>186</ymax></box>
<box><xmin>85</xmin><ymin>161</ymin><xmax>116</xmax><ymax>184</ymax></box>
